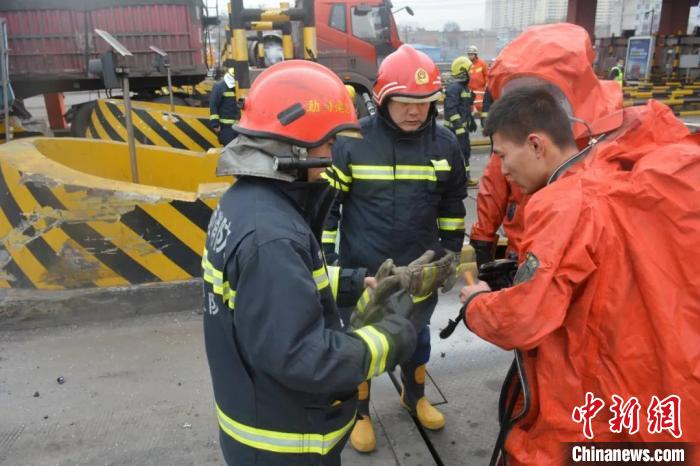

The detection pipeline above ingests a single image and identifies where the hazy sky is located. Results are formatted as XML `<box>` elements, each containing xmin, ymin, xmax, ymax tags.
<box><xmin>216</xmin><ymin>0</ymin><xmax>487</xmax><ymax>31</ymax></box>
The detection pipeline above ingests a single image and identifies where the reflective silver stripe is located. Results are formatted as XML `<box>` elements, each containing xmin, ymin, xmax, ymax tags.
<box><xmin>350</xmin><ymin>164</ymin><xmax>394</xmax><ymax>180</ymax></box>
<box><xmin>313</xmin><ymin>267</ymin><xmax>330</xmax><ymax>291</ymax></box>
<box><xmin>353</xmin><ymin>325</ymin><xmax>389</xmax><ymax>378</ymax></box>
<box><xmin>327</xmin><ymin>265</ymin><xmax>340</xmax><ymax>300</ymax></box>
<box><xmin>202</xmin><ymin>250</ymin><xmax>236</xmax><ymax>309</ymax></box>
<box><xmin>395</xmin><ymin>165</ymin><xmax>436</xmax><ymax>181</ymax></box>
<box><xmin>217</xmin><ymin>404</ymin><xmax>355</xmax><ymax>455</ymax></box>
<box><xmin>355</xmin><ymin>288</ymin><xmax>370</xmax><ymax>313</ymax></box>
<box><xmin>321</xmin><ymin>229</ymin><xmax>337</xmax><ymax>244</ymax></box>
<box><xmin>438</xmin><ymin>217</ymin><xmax>465</xmax><ymax>231</ymax></box>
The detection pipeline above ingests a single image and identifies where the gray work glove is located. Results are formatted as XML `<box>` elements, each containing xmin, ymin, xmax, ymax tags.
<box><xmin>392</xmin><ymin>250</ymin><xmax>459</xmax><ymax>295</ymax></box>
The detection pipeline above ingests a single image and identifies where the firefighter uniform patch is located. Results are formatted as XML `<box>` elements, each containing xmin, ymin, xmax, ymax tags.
<box><xmin>513</xmin><ymin>252</ymin><xmax>540</xmax><ymax>285</ymax></box>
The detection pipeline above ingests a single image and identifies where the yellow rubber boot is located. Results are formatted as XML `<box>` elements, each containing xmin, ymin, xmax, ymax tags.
<box><xmin>350</xmin><ymin>381</ymin><xmax>376</xmax><ymax>453</ymax></box>
<box><xmin>400</xmin><ymin>364</ymin><xmax>446</xmax><ymax>430</ymax></box>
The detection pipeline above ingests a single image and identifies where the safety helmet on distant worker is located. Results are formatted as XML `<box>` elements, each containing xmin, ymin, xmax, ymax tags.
<box><xmin>373</xmin><ymin>45</ymin><xmax>442</xmax><ymax>107</ymax></box>
<box><xmin>451</xmin><ymin>56</ymin><xmax>472</xmax><ymax>80</ymax></box>
<box><xmin>467</xmin><ymin>45</ymin><xmax>478</xmax><ymax>55</ymax></box>
<box><xmin>234</xmin><ymin>60</ymin><xmax>361</xmax><ymax>147</ymax></box>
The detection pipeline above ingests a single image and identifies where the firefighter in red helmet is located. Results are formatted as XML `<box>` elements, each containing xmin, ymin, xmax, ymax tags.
<box><xmin>323</xmin><ymin>45</ymin><xmax>467</xmax><ymax>453</ymax></box>
<box><xmin>203</xmin><ymin>60</ymin><xmax>422</xmax><ymax>466</ymax></box>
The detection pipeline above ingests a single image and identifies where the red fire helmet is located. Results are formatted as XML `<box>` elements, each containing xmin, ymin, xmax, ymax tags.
<box><xmin>235</xmin><ymin>60</ymin><xmax>361</xmax><ymax>147</ymax></box>
<box><xmin>373</xmin><ymin>45</ymin><xmax>442</xmax><ymax>107</ymax></box>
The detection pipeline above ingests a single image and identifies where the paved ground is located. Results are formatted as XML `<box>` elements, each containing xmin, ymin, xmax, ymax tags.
<box><xmin>0</xmin><ymin>144</ymin><xmax>507</xmax><ymax>466</ymax></box>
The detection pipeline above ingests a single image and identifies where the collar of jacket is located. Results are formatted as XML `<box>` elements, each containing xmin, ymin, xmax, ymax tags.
<box><xmin>273</xmin><ymin>180</ymin><xmax>336</xmax><ymax>241</ymax></box>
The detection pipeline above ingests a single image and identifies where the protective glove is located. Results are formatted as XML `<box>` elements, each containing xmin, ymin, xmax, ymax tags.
<box><xmin>470</xmin><ymin>238</ymin><xmax>496</xmax><ymax>270</ymax></box>
<box><xmin>391</xmin><ymin>250</ymin><xmax>458</xmax><ymax>296</ymax></box>
<box><xmin>349</xmin><ymin>258</ymin><xmax>401</xmax><ymax>329</ymax></box>
<box><xmin>478</xmin><ymin>259</ymin><xmax>518</xmax><ymax>291</ymax></box>
<box><xmin>467</xmin><ymin>117</ymin><xmax>478</xmax><ymax>133</ymax></box>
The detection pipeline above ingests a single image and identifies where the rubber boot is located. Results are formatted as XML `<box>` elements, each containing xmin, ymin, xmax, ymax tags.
<box><xmin>400</xmin><ymin>363</ymin><xmax>446</xmax><ymax>430</ymax></box>
<box><xmin>466</xmin><ymin>166</ymin><xmax>479</xmax><ymax>187</ymax></box>
<box><xmin>350</xmin><ymin>380</ymin><xmax>376</xmax><ymax>453</ymax></box>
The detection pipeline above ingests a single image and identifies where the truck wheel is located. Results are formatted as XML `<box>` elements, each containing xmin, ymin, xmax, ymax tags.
<box><xmin>69</xmin><ymin>101</ymin><xmax>97</xmax><ymax>137</ymax></box>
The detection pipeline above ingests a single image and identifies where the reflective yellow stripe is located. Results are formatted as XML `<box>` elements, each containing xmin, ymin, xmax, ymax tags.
<box><xmin>223</xmin><ymin>91</ymin><xmax>235</xmax><ymax>97</ymax></box>
<box><xmin>350</xmin><ymin>164</ymin><xmax>440</xmax><ymax>181</ymax></box>
<box><xmin>443</xmin><ymin>120</ymin><xmax>452</xmax><ymax>128</ymax></box>
<box><xmin>202</xmin><ymin>250</ymin><xmax>236</xmax><ymax>309</ymax></box>
<box><xmin>455</xmin><ymin>128</ymin><xmax>466</xmax><ymax>135</ymax></box>
<box><xmin>449</xmin><ymin>114</ymin><xmax>461</xmax><ymax>122</ymax></box>
<box><xmin>220</xmin><ymin>118</ymin><xmax>237</xmax><ymax>124</ymax></box>
<box><xmin>430</xmin><ymin>159</ymin><xmax>451</xmax><ymax>172</ymax></box>
<box><xmin>321</xmin><ymin>171</ymin><xmax>349</xmax><ymax>192</ymax></box>
<box><xmin>327</xmin><ymin>265</ymin><xmax>340</xmax><ymax>300</ymax></box>
<box><xmin>313</xmin><ymin>266</ymin><xmax>330</xmax><ymax>291</ymax></box>
<box><xmin>353</xmin><ymin>325</ymin><xmax>389</xmax><ymax>378</ymax></box>
<box><xmin>217</xmin><ymin>404</ymin><xmax>355</xmax><ymax>455</ymax></box>
<box><xmin>438</xmin><ymin>217</ymin><xmax>465</xmax><ymax>231</ymax></box>
<box><xmin>350</xmin><ymin>164</ymin><xmax>394</xmax><ymax>180</ymax></box>
<box><xmin>460</xmin><ymin>91</ymin><xmax>469</xmax><ymax>98</ymax></box>
<box><xmin>331</xmin><ymin>165</ymin><xmax>352</xmax><ymax>184</ymax></box>
<box><xmin>395</xmin><ymin>165</ymin><xmax>436</xmax><ymax>181</ymax></box>
<box><xmin>210</xmin><ymin>114</ymin><xmax>220</xmax><ymax>120</ymax></box>
<box><xmin>356</xmin><ymin>288</ymin><xmax>370</xmax><ymax>313</ymax></box>
<box><xmin>412</xmin><ymin>291</ymin><xmax>433</xmax><ymax>304</ymax></box>
<box><xmin>322</xmin><ymin>229</ymin><xmax>337</xmax><ymax>244</ymax></box>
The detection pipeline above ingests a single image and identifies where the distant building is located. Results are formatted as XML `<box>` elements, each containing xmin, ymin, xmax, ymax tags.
<box><xmin>486</xmin><ymin>0</ymin><xmax>567</xmax><ymax>32</ymax></box>
<box><xmin>399</xmin><ymin>28</ymin><xmax>499</xmax><ymax>62</ymax></box>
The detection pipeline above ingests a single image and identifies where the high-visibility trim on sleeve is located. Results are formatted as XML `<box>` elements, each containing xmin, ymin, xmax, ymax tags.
<box><xmin>202</xmin><ymin>250</ymin><xmax>236</xmax><ymax>309</ymax></box>
<box><xmin>455</xmin><ymin>127</ymin><xmax>466</xmax><ymax>135</ymax></box>
<box><xmin>438</xmin><ymin>217</ymin><xmax>465</xmax><ymax>231</ymax></box>
<box><xmin>355</xmin><ymin>288</ymin><xmax>370</xmax><ymax>313</ymax></box>
<box><xmin>326</xmin><ymin>265</ymin><xmax>340</xmax><ymax>300</ymax></box>
<box><xmin>331</xmin><ymin>165</ymin><xmax>353</xmax><ymax>184</ymax></box>
<box><xmin>210</xmin><ymin>114</ymin><xmax>220</xmax><ymax>120</ymax></box>
<box><xmin>321</xmin><ymin>229</ymin><xmax>337</xmax><ymax>244</ymax></box>
<box><xmin>449</xmin><ymin>113</ymin><xmax>461</xmax><ymax>122</ymax></box>
<box><xmin>353</xmin><ymin>325</ymin><xmax>389</xmax><ymax>378</ymax></box>
<box><xmin>313</xmin><ymin>266</ymin><xmax>330</xmax><ymax>291</ymax></box>
<box><xmin>321</xmin><ymin>171</ymin><xmax>350</xmax><ymax>192</ymax></box>
<box><xmin>430</xmin><ymin>159</ymin><xmax>451</xmax><ymax>172</ymax></box>
<box><xmin>412</xmin><ymin>291</ymin><xmax>433</xmax><ymax>303</ymax></box>
<box><xmin>223</xmin><ymin>91</ymin><xmax>236</xmax><ymax>97</ymax></box>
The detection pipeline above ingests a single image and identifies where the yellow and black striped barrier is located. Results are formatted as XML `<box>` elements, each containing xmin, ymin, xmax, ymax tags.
<box><xmin>80</xmin><ymin>99</ymin><xmax>220</xmax><ymax>151</ymax></box>
<box><xmin>0</xmin><ymin>137</ymin><xmax>232</xmax><ymax>290</ymax></box>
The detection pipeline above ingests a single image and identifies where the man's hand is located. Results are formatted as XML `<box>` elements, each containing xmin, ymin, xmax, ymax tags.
<box><xmin>364</xmin><ymin>276</ymin><xmax>378</xmax><ymax>289</ymax></box>
<box><xmin>459</xmin><ymin>281</ymin><xmax>491</xmax><ymax>303</ymax></box>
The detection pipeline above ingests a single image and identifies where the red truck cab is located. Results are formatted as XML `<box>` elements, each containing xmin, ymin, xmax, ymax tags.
<box><xmin>315</xmin><ymin>0</ymin><xmax>402</xmax><ymax>105</ymax></box>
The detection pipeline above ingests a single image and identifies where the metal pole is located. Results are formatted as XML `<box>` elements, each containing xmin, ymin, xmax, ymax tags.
<box><xmin>166</xmin><ymin>63</ymin><xmax>174</xmax><ymax>113</ymax></box>
<box><xmin>122</xmin><ymin>74</ymin><xmax>139</xmax><ymax>183</ymax></box>
<box><xmin>1</xmin><ymin>20</ymin><xmax>10</xmax><ymax>142</ymax></box>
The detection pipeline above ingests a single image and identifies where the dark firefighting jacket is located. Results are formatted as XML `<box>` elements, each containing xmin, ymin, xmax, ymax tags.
<box><xmin>209</xmin><ymin>80</ymin><xmax>241</xmax><ymax>128</ymax></box>
<box><xmin>202</xmin><ymin>177</ymin><xmax>397</xmax><ymax>466</ymax></box>
<box><xmin>322</xmin><ymin>112</ymin><xmax>467</xmax><ymax>274</ymax></box>
<box><xmin>443</xmin><ymin>80</ymin><xmax>474</xmax><ymax>137</ymax></box>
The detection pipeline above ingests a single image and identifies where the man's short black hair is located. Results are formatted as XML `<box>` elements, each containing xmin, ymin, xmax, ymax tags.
<box><xmin>483</xmin><ymin>87</ymin><xmax>575</xmax><ymax>149</ymax></box>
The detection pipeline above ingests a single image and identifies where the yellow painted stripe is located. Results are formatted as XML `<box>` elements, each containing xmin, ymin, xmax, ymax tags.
<box><xmin>98</xmin><ymin>101</ymin><xmax>130</xmax><ymax>142</ymax></box>
<box><xmin>0</xmin><ymin>203</ymin><xmax>46</xmax><ymax>288</ymax></box>
<box><xmin>139</xmin><ymin>203</ymin><xmax>206</xmax><ymax>256</ymax></box>
<box><xmin>50</xmin><ymin>185</ymin><xmax>190</xmax><ymax>282</ymax></box>
<box><xmin>3</xmin><ymin>164</ymin><xmax>128</xmax><ymax>288</ymax></box>
<box><xmin>91</xmin><ymin>110</ymin><xmax>112</xmax><ymax>141</ymax></box>
<box><xmin>159</xmin><ymin>117</ymin><xmax>205</xmax><ymax>151</ymax></box>
<box><xmin>189</xmin><ymin>118</ymin><xmax>220</xmax><ymax>147</ymax></box>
